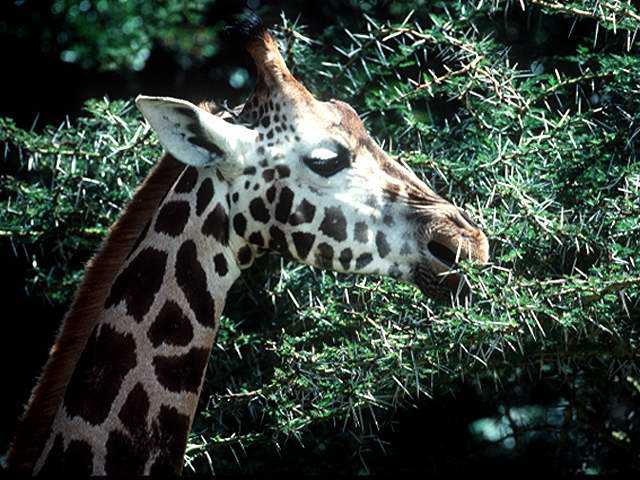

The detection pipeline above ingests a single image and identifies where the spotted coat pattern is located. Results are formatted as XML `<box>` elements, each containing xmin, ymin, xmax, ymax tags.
<box><xmin>33</xmin><ymin>168</ymin><xmax>241</xmax><ymax>475</ymax></box>
<box><xmin>23</xmin><ymin>25</ymin><xmax>489</xmax><ymax>476</ymax></box>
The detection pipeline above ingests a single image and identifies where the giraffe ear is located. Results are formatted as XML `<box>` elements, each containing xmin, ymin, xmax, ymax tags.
<box><xmin>135</xmin><ymin>95</ymin><xmax>257</xmax><ymax>172</ymax></box>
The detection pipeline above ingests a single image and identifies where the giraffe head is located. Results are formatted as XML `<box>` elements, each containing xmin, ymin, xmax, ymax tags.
<box><xmin>136</xmin><ymin>26</ymin><xmax>489</xmax><ymax>299</ymax></box>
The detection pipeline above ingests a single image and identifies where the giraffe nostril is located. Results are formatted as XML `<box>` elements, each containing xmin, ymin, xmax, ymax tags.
<box><xmin>427</xmin><ymin>241</ymin><xmax>457</xmax><ymax>267</ymax></box>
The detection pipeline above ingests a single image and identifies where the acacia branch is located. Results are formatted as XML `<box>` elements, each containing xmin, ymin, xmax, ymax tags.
<box><xmin>387</xmin><ymin>55</ymin><xmax>484</xmax><ymax>106</ymax></box>
<box><xmin>530</xmin><ymin>0</ymin><xmax>640</xmax><ymax>24</ymax></box>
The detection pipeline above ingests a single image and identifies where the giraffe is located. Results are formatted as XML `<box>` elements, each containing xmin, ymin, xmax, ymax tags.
<box><xmin>8</xmin><ymin>19</ymin><xmax>489</xmax><ymax>475</ymax></box>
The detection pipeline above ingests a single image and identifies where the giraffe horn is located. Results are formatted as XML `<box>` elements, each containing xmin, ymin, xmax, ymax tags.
<box><xmin>228</xmin><ymin>11</ymin><xmax>311</xmax><ymax>100</ymax></box>
<box><xmin>245</xmin><ymin>29</ymin><xmax>293</xmax><ymax>87</ymax></box>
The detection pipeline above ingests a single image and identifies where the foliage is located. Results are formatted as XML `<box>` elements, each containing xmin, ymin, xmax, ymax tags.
<box><xmin>2</xmin><ymin>0</ymin><xmax>640</xmax><ymax>475</ymax></box>
<box><xmin>1</xmin><ymin>0</ymin><xmax>219</xmax><ymax>71</ymax></box>
<box><xmin>1</xmin><ymin>100</ymin><xmax>161</xmax><ymax>302</ymax></box>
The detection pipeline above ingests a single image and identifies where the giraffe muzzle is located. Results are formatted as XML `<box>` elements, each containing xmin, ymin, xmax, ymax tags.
<box><xmin>413</xmin><ymin>212</ymin><xmax>489</xmax><ymax>300</ymax></box>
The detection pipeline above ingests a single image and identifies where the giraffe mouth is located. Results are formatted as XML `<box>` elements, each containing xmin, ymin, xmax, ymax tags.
<box><xmin>413</xmin><ymin>263</ymin><xmax>468</xmax><ymax>300</ymax></box>
<box><xmin>414</xmin><ymin>240</ymin><xmax>469</xmax><ymax>299</ymax></box>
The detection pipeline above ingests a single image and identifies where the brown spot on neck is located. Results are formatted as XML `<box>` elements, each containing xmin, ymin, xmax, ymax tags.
<box><xmin>7</xmin><ymin>154</ymin><xmax>185</xmax><ymax>474</ymax></box>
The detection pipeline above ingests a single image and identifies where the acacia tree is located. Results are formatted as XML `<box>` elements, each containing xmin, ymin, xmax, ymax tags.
<box><xmin>1</xmin><ymin>0</ymin><xmax>639</xmax><ymax>474</ymax></box>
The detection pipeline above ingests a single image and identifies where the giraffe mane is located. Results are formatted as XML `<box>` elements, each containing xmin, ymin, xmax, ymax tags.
<box><xmin>7</xmin><ymin>102</ymin><xmax>222</xmax><ymax>472</ymax></box>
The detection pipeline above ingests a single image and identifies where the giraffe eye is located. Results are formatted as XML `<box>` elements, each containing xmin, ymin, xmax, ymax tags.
<box><xmin>302</xmin><ymin>142</ymin><xmax>352</xmax><ymax>177</ymax></box>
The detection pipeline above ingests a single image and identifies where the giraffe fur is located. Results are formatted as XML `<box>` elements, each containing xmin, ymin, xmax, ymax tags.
<box><xmin>8</xmin><ymin>20</ymin><xmax>489</xmax><ymax>475</ymax></box>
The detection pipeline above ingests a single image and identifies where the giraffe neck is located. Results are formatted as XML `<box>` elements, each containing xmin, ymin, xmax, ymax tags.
<box><xmin>33</xmin><ymin>167</ymin><xmax>243</xmax><ymax>475</ymax></box>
